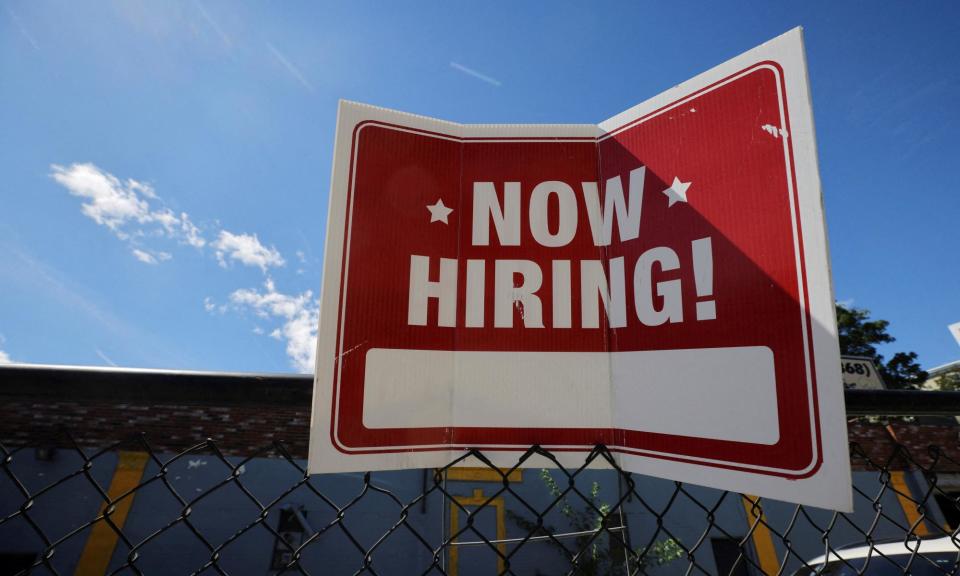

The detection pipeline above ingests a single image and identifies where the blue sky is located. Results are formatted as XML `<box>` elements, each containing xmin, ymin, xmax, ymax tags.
<box><xmin>1</xmin><ymin>1</ymin><xmax>958</xmax><ymax>373</ymax></box>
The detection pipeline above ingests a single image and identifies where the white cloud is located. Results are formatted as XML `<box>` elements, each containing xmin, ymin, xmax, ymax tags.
<box><xmin>152</xmin><ymin>208</ymin><xmax>206</xmax><ymax>248</ymax></box>
<box><xmin>180</xmin><ymin>216</ymin><xmax>206</xmax><ymax>248</ymax></box>
<box><xmin>51</xmin><ymin>163</ymin><xmax>152</xmax><ymax>232</ymax></box>
<box><xmin>50</xmin><ymin>163</ymin><xmax>206</xmax><ymax>261</ymax></box>
<box><xmin>52</xmin><ymin>162</ymin><xmax>313</xmax><ymax>371</ymax></box>
<box><xmin>229</xmin><ymin>278</ymin><xmax>317</xmax><ymax>372</ymax></box>
<box><xmin>213</xmin><ymin>230</ymin><xmax>285</xmax><ymax>272</ymax></box>
<box><xmin>131</xmin><ymin>248</ymin><xmax>172</xmax><ymax>264</ymax></box>
<box><xmin>128</xmin><ymin>178</ymin><xmax>158</xmax><ymax>199</ymax></box>
<box><xmin>0</xmin><ymin>349</ymin><xmax>11</xmax><ymax>364</ymax></box>
<box><xmin>151</xmin><ymin>208</ymin><xmax>178</xmax><ymax>232</ymax></box>
<box><xmin>203</xmin><ymin>296</ymin><xmax>227</xmax><ymax>314</ymax></box>
<box><xmin>132</xmin><ymin>249</ymin><xmax>157</xmax><ymax>264</ymax></box>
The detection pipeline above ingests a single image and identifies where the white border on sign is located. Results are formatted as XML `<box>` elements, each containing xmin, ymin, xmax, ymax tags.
<box><xmin>309</xmin><ymin>27</ymin><xmax>851</xmax><ymax>511</ymax></box>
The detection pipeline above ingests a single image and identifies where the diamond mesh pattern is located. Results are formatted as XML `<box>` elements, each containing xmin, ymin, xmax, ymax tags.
<box><xmin>3</xmin><ymin>427</ymin><xmax>960</xmax><ymax>575</ymax></box>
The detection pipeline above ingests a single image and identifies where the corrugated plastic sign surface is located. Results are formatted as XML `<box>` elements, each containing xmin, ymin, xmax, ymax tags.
<box><xmin>310</xmin><ymin>28</ymin><xmax>852</xmax><ymax>511</ymax></box>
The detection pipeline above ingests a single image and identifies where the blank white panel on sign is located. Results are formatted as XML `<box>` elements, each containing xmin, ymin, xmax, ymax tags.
<box><xmin>362</xmin><ymin>348</ymin><xmax>612</xmax><ymax>430</ymax></box>
<box><xmin>611</xmin><ymin>346</ymin><xmax>779</xmax><ymax>445</ymax></box>
<box><xmin>362</xmin><ymin>347</ymin><xmax>778</xmax><ymax>444</ymax></box>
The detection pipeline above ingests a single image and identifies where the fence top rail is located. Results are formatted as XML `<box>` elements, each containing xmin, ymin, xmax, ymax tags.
<box><xmin>1</xmin><ymin>363</ymin><xmax>958</xmax><ymax>415</ymax></box>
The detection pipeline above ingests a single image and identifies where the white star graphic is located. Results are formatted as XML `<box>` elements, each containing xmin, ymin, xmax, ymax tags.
<box><xmin>662</xmin><ymin>177</ymin><xmax>692</xmax><ymax>207</ymax></box>
<box><xmin>426</xmin><ymin>198</ymin><xmax>453</xmax><ymax>224</ymax></box>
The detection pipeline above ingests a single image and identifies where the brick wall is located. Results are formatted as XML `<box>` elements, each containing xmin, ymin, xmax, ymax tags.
<box><xmin>3</xmin><ymin>394</ymin><xmax>960</xmax><ymax>470</ymax></box>
<box><xmin>0</xmin><ymin>399</ymin><xmax>311</xmax><ymax>458</ymax></box>
<box><xmin>848</xmin><ymin>418</ymin><xmax>960</xmax><ymax>471</ymax></box>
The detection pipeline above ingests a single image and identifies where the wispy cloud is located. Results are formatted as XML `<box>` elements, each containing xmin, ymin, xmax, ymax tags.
<box><xmin>95</xmin><ymin>348</ymin><xmax>118</xmax><ymax>367</ymax></box>
<box><xmin>6</xmin><ymin>7</ymin><xmax>39</xmax><ymax>52</ymax></box>
<box><xmin>195</xmin><ymin>1</ymin><xmax>231</xmax><ymax>48</ymax></box>
<box><xmin>131</xmin><ymin>249</ymin><xmax>155</xmax><ymax>264</ymax></box>
<box><xmin>294</xmin><ymin>250</ymin><xmax>307</xmax><ymax>275</ymax></box>
<box><xmin>266</xmin><ymin>42</ymin><xmax>315</xmax><ymax>93</ymax></box>
<box><xmin>151</xmin><ymin>208</ymin><xmax>206</xmax><ymax>248</ymax></box>
<box><xmin>50</xmin><ymin>163</ymin><xmax>206</xmax><ymax>262</ymax></box>
<box><xmin>131</xmin><ymin>248</ymin><xmax>172</xmax><ymax>264</ymax></box>
<box><xmin>229</xmin><ymin>278</ymin><xmax>318</xmax><ymax>372</ymax></box>
<box><xmin>213</xmin><ymin>230</ymin><xmax>285</xmax><ymax>272</ymax></box>
<box><xmin>0</xmin><ymin>245</ymin><xmax>141</xmax><ymax>344</ymax></box>
<box><xmin>203</xmin><ymin>296</ymin><xmax>228</xmax><ymax>315</ymax></box>
<box><xmin>450</xmin><ymin>61</ymin><xmax>502</xmax><ymax>87</ymax></box>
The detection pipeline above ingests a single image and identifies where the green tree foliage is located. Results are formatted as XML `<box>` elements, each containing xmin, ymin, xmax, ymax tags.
<box><xmin>836</xmin><ymin>304</ymin><xmax>928</xmax><ymax>390</ymax></box>
<box><xmin>505</xmin><ymin>470</ymin><xmax>682</xmax><ymax>575</ymax></box>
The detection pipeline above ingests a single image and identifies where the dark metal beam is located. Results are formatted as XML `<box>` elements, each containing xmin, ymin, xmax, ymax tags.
<box><xmin>843</xmin><ymin>388</ymin><xmax>960</xmax><ymax>417</ymax></box>
<box><xmin>0</xmin><ymin>364</ymin><xmax>312</xmax><ymax>406</ymax></box>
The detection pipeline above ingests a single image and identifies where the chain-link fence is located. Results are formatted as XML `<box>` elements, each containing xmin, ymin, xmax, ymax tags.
<box><xmin>3</xmin><ymin>365</ymin><xmax>960</xmax><ymax>575</ymax></box>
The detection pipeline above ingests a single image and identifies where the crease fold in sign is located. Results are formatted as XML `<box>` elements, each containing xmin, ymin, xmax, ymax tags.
<box><xmin>309</xmin><ymin>27</ymin><xmax>852</xmax><ymax>511</ymax></box>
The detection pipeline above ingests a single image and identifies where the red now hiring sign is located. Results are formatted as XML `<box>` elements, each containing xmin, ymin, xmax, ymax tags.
<box><xmin>310</xmin><ymin>28</ymin><xmax>851</xmax><ymax>511</ymax></box>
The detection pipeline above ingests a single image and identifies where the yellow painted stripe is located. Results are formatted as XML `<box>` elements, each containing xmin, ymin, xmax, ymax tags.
<box><xmin>742</xmin><ymin>495</ymin><xmax>779</xmax><ymax>575</ymax></box>
<box><xmin>75</xmin><ymin>451</ymin><xmax>149</xmax><ymax>576</ymax></box>
<box><xmin>446</xmin><ymin>467</ymin><xmax>522</xmax><ymax>483</ymax></box>
<box><xmin>449</xmin><ymin>488</ymin><xmax>506</xmax><ymax>576</ymax></box>
<box><xmin>890</xmin><ymin>471</ymin><xmax>930</xmax><ymax>536</ymax></box>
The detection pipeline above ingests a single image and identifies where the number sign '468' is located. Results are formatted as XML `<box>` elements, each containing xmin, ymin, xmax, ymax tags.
<box><xmin>309</xmin><ymin>28</ymin><xmax>852</xmax><ymax>512</ymax></box>
<box><xmin>841</xmin><ymin>356</ymin><xmax>885</xmax><ymax>390</ymax></box>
